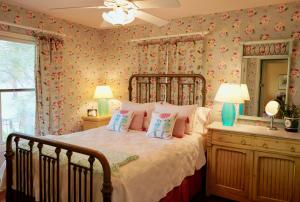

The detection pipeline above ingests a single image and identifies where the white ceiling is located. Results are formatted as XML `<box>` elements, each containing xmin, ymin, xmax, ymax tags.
<box><xmin>8</xmin><ymin>0</ymin><xmax>297</xmax><ymax>29</ymax></box>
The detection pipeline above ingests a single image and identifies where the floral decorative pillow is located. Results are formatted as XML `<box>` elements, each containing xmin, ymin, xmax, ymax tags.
<box><xmin>155</xmin><ymin>103</ymin><xmax>197</xmax><ymax>134</ymax></box>
<box><xmin>146</xmin><ymin>112</ymin><xmax>177</xmax><ymax>139</ymax></box>
<box><xmin>107</xmin><ymin>110</ymin><xmax>134</xmax><ymax>132</ymax></box>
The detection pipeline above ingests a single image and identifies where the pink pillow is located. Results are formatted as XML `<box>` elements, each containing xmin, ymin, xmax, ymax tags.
<box><xmin>121</xmin><ymin>101</ymin><xmax>157</xmax><ymax>130</ymax></box>
<box><xmin>154</xmin><ymin>103</ymin><xmax>197</xmax><ymax>134</ymax></box>
<box><xmin>129</xmin><ymin>111</ymin><xmax>145</xmax><ymax>131</ymax></box>
<box><xmin>172</xmin><ymin>117</ymin><xmax>187</xmax><ymax>138</ymax></box>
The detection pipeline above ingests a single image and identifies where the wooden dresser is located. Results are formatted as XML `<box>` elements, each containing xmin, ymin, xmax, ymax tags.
<box><xmin>82</xmin><ymin>116</ymin><xmax>111</xmax><ymax>130</ymax></box>
<box><xmin>206</xmin><ymin>122</ymin><xmax>300</xmax><ymax>202</ymax></box>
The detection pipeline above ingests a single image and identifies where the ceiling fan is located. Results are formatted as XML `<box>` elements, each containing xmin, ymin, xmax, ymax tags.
<box><xmin>50</xmin><ymin>0</ymin><xmax>181</xmax><ymax>27</ymax></box>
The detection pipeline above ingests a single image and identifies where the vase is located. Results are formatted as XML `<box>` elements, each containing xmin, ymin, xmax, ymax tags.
<box><xmin>221</xmin><ymin>103</ymin><xmax>236</xmax><ymax>126</ymax></box>
<box><xmin>284</xmin><ymin>117</ymin><xmax>299</xmax><ymax>132</ymax></box>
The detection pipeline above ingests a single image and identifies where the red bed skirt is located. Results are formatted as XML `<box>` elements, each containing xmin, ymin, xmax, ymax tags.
<box><xmin>160</xmin><ymin>167</ymin><xmax>205</xmax><ymax>202</ymax></box>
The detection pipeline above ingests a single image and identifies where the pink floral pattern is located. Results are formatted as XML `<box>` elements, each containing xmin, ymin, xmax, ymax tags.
<box><xmin>0</xmin><ymin>1</ymin><xmax>106</xmax><ymax>134</ymax></box>
<box><xmin>1</xmin><ymin>1</ymin><xmax>299</xmax><ymax>131</ymax></box>
<box><xmin>98</xmin><ymin>1</ymin><xmax>300</xmax><ymax>111</ymax></box>
<box><xmin>274</xmin><ymin>22</ymin><xmax>285</xmax><ymax>32</ymax></box>
<box><xmin>35</xmin><ymin>36</ymin><xmax>64</xmax><ymax>136</ymax></box>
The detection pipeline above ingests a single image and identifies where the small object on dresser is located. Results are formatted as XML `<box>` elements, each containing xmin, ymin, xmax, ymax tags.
<box><xmin>87</xmin><ymin>109</ymin><xmax>97</xmax><ymax>117</ymax></box>
<box><xmin>265</xmin><ymin>100</ymin><xmax>280</xmax><ymax>130</ymax></box>
<box><xmin>282</xmin><ymin>104</ymin><xmax>300</xmax><ymax>132</ymax></box>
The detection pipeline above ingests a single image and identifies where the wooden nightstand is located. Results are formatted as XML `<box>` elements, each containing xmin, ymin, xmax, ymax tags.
<box><xmin>82</xmin><ymin>116</ymin><xmax>111</xmax><ymax>130</ymax></box>
<box><xmin>206</xmin><ymin>122</ymin><xmax>300</xmax><ymax>202</ymax></box>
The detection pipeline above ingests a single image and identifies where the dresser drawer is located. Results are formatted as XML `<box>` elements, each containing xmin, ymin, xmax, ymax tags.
<box><xmin>212</xmin><ymin>131</ymin><xmax>252</xmax><ymax>147</ymax></box>
<box><xmin>253</xmin><ymin>137</ymin><xmax>300</xmax><ymax>155</ymax></box>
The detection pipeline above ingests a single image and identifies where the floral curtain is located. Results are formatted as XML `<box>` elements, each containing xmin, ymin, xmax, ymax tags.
<box><xmin>137</xmin><ymin>43</ymin><xmax>168</xmax><ymax>102</ymax></box>
<box><xmin>138</xmin><ymin>43</ymin><xmax>168</xmax><ymax>73</ymax></box>
<box><xmin>167</xmin><ymin>40</ymin><xmax>204</xmax><ymax>105</ymax></box>
<box><xmin>167</xmin><ymin>40</ymin><xmax>204</xmax><ymax>74</ymax></box>
<box><xmin>137</xmin><ymin>39</ymin><xmax>204</xmax><ymax>104</ymax></box>
<box><xmin>35</xmin><ymin>35</ymin><xmax>64</xmax><ymax>136</ymax></box>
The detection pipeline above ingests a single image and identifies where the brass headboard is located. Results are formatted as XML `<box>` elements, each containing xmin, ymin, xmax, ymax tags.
<box><xmin>129</xmin><ymin>74</ymin><xmax>206</xmax><ymax>106</ymax></box>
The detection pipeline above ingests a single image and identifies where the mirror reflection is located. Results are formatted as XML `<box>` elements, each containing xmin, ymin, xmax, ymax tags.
<box><xmin>241</xmin><ymin>58</ymin><xmax>288</xmax><ymax>118</ymax></box>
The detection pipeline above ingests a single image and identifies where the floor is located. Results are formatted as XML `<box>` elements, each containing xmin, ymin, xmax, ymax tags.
<box><xmin>0</xmin><ymin>195</ymin><xmax>233</xmax><ymax>202</ymax></box>
<box><xmin>0</xmin><ymin>191</ymin><xmax>233</xmax><ymax>202</ymax></box>
<box><xmin>0</xmin><ymin>192</ymin><xmax>4</xmax><ymax>202</ymax></box>
<box><xmin>193</xmin><ymin>195</ymin><xmax>235</xmax><ymax>202</ymax></box>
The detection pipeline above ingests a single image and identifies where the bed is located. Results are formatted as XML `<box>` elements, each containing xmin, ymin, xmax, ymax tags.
<box><xmin>2</xmin><ymin>73</ymin><xmax>207</xmax><ymax>202</ymax></box>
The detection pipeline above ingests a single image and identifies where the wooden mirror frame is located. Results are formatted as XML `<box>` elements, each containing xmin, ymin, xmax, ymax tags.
<box><xmin>238</xmin><ymin>39</ymin><xmax>294</xmax><ymax>123</ymax></box>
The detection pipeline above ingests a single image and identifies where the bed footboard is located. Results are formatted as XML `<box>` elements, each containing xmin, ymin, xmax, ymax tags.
<box><xmin>5</xmin><ymin>132</ymin><xmax>113</xmax><ymax>202</ymax></box>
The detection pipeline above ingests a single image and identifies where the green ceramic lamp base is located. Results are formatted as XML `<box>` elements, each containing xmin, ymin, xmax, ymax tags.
<box><xmin>98</xmin><ymin>98</ymin><xmax>109</xmax><ymax>116</ymax></box>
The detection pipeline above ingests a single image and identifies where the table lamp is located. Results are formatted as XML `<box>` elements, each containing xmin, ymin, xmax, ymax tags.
<box><xmin>94</xmin><ymin>85</ymin><xmax>113</xmax><ymax>116</ymax></box>
<box><xmin>215</xmin><ymin>83</ymin><xmax>243</xmax><ymax>126</ymax></box>
<box><xmin>239</xmin><ymin>84</ymin><xmax>250</xmax><ymax>115</ymax></box>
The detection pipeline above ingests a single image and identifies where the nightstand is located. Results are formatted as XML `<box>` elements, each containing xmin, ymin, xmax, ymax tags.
<box><xmin>206</xmin><ymin>122</ymin><xmax>300</xmax><ymax>202</ymax></box>
<box><xmin>82</xmin><ymin>116</ymin><xmax>111</xmax><ymax>130</ymax></box>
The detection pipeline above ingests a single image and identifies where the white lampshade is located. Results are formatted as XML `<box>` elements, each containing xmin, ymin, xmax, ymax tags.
<box><xmin>214</xmin><ymin>83</ymin><xmax>243</xmax><ymax>104</ymax></box>
<box><xmin>102</xmin><ymin>7</ymin><xmax>135</xmax><ymax>25</ymax></box>
<box><xmin>94</xmin><ymin>86</ymin><xmax>114</xmax><ymax>99</ymax></box>
<box><xmin>240</xmin><ymin>84</ymin><xmax>250</xmax><ymax>101</ymax></box>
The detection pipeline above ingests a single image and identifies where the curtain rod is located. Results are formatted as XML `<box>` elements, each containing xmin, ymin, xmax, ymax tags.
<box><xmin>130</xmin><ymin>31</ymin><xmax>209</xmax><ymax>42</ymax></box>
<box><xmin>0</xmin><ymin>20</ymin><xmax>66</xmax><ymax>38</ymax></box>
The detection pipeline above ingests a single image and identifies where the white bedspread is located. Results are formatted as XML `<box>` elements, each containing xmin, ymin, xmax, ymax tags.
<box><xmin>1</xmin><ymin>126</ymin><xmax>206</xmax><ymax>202</ymax></box>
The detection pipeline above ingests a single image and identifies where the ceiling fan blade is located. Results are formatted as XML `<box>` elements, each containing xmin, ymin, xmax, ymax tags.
<box><xmin>132</xmin><ymin>0</ymin><xmax>180</xmax><ymax>9</ymax></box>
<box><xmin>50</xmin><ymin>6</ymin><xmax>108</xmax><ymax>11</ymax></box>
<box><xmin>100</xmin><ymin>21</ymin><xmax>112</xmax><ymax>28</ymax></box>
<box><xmin>135</xmin><ymin>10</ymin><xmax>169</xmax><ymax>27</ymax></box>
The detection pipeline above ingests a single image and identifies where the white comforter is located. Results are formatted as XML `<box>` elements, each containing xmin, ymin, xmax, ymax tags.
<box><xmin>1</xmin><ymin>126</ymin><xmax>206</xmax><ymax>202</ymax></box>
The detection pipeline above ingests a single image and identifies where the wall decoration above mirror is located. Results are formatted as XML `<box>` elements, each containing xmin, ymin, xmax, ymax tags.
<box><xmin>240</xmin><ymin>39</ymin><xmax>293</xmax><ymax>120</ymax></box>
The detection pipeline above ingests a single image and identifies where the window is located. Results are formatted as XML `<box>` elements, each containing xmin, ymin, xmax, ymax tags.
<box><xmin>0</xmin><ymin>32</ymin><xmax>36</xmax><ymax>143</ymax></box>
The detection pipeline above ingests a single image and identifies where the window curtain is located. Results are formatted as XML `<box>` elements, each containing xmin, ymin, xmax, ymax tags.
<box><xmin>138</xmin><ymin>43</ymin><xmax>168</xmax><ymax>73</ymax></box>
<box><xmin>167</xmin><ymin>40</ymin><xmax>204</xmax><ymax>105</ymax></box>
<box><xmin>167</xmin><ymin>40</ymin><xmax>204</xmax><ymax>74</ymax></box>
<box><xmin>35</xmin><ymin>35</ymin><xmax>64</xmax><ymax>136</ymax></box>
<box><xmin>137</xmin><ymin>43</ymin><xmax>168</xmax><ymax>102</ymax></box>
<box><xmin>137</xmin><ymin>39</ymin><xmax>204</xmax><ymax>104</ymax></box>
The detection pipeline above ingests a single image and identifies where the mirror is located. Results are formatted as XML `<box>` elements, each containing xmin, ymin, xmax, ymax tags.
<box><xmin>265</xmin><ymin>100</ymin><xmax>280</xmax><ymax>130</ymax></box>
<box><xmin>265</xmin><ymin>100</ymin><xmax>280</xmax><ymax>116</ymax></box>
<box><xmin>239</xmin><ymin>39</ymin><xmax>293</xmax><ymax>121</ymax></box>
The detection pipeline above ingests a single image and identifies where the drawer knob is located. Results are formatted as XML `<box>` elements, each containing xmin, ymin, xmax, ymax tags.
<box><xmin>290</xmin><ymin>146</ymin><xmax>296</xmax><ymax>152</ymax></box>
<box><xmin>262</xmin><ymin>143</ymin><xmax>268</xmax><ymax>148</ymax></box>
<box><xmin>241</xmin><ymin>139</ymin><xmax>246</xmax><ymax>145</ymax></box>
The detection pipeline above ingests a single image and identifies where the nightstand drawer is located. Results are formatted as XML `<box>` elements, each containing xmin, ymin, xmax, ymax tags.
<box><xmin>212</xmin><ymin>131</ymin><xmax>252</xmax><ymax>147</ymax></box>
<box><xmin>82</xmin><ymin>116</ymin><xmax>111</xmax><ymax>130</ymax></box>
<box><xmin>253</xmin><ymin>137</ymin><xmax>300</xmax><ymax>155</ymax></box>
<box><xmin>83</xmin><ymin>121</ymin><xmax>106</xmax><ymax>130</ymax></box>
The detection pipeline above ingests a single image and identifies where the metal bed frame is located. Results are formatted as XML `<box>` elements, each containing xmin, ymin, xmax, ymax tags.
<box><xmin>6</xmin><ymin>73</ymin><xmax>206</xmax><ymax>202</ymax></box>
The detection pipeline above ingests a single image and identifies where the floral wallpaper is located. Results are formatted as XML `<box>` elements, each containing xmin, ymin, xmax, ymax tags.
<box><xmin>0</xmin><ymin>1</ymin><xmax>107</xmax><ymax>133</ymax></box>
<box><xmin>243</xmin><ymin>58</ymin><xmax>260</xmax><ymax>116</ymax></box>
<box><xmin>0</xmin><ymin>1</ymin><xmax>300</xmax><ymax>132</ymax></box>
<box><xmin>98</xmin><ymin>1</ymin><xmax>300</xmax><ymax>120</ymax></box>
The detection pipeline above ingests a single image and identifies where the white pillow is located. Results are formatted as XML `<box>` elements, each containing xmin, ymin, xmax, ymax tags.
<box><xmin>107</xmin><ymin>110</ymin><xmax>134</xmax><ymax>132</ymax></box>
<box><xmin>192</xmin><ymin>107</ymin><xmax>212</xmax><ymax>134</ymax></box>
<box><xmin>146</xmin><ymin>112</ymin><xmax>177</xmax><ymax>139</ymax></box>
<box><xmin>121</xmin><ymin>101</ymin><xmax>158</xmax><ymax>129</ymax></box>
<box><xmin>154</xmin><ymin>103</ymin><xmax>197</xmax><ymax>134</ymax></box>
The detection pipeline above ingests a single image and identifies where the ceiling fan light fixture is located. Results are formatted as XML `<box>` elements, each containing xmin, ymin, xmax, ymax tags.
<box><xmin>102</xmin><ymin>7</ymin><xmax>136</xmax><ymax>25</ymax></box>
